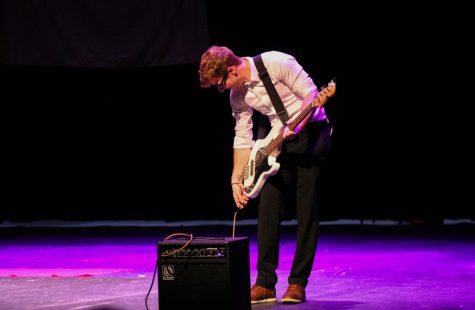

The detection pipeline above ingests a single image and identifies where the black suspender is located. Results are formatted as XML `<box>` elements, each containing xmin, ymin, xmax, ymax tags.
<box><xmin>253</xmin><ymin>54</ymin><xmax>289</xmax><ymax>125</ymax></box>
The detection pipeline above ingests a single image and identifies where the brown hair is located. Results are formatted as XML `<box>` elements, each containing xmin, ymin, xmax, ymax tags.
<box><xmin>198</xmin><ymin>46</ymin><xmax>241</xmax><ymax>88</ymax></box>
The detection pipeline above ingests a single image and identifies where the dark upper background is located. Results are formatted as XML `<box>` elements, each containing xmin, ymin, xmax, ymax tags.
<box><xmin>1</xmin><ymin>1</ymin><xmax>473</xmax><ymax>222</ymax></box>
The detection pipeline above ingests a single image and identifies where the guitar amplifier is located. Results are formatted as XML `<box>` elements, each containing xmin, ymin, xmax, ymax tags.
<box><xmin>157</xmin><ymin>237</ymin><xmax>251</xmax><ymax>310</ymax></box>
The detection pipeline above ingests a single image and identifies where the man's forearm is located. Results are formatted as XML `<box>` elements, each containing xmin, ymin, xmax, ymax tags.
<box><xmin>231</xmin><ymin>148</ymin><xmax>251</xmax><ymax>183</ymax></box>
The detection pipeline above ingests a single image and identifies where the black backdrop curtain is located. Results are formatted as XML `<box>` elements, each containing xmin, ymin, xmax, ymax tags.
<box><xmin>1</xmin><ymin>1</ymin><xmax>474</xmax><ymax>222</ymax></box>
<box><xmin>0</xmin><ymin>0</ymin><xmax>209</xmax><ymax>66</ymax></box>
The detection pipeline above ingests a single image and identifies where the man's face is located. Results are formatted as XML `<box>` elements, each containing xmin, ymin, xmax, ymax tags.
<box><xmin>213</xmin><ymin>71</ymin><xmax>228</xmax><ymax>93</ymax></box>
<box><xmin>213</xmin><ymin>67</ymin><xmax>239</xmax><ymax>93</ymax></box>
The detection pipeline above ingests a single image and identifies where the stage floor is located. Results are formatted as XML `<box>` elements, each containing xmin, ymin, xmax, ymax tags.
<box><xmin>0</xmin><ymin>223</ymin><xmax>474</xmax><ymax>309</ymax></box>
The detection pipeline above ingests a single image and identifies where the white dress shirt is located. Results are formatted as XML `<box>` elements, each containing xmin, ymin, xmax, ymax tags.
<box><xmin>230</xmin><ymin>51</ymin><xmax>327</xmax><ymax>149</ymax></box>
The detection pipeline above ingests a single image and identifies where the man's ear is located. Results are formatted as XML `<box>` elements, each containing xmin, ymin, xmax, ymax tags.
<box><xmin>228</xmin><ymin>66</ymin><xmax>238</xmax><ymax>77</ymax></box>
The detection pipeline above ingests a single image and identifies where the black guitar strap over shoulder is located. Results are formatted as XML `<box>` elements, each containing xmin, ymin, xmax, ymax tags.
<box><xmin>253</xmin><ymin>54</ymin><xmax>289</xmax><ymax>126</ymax></box>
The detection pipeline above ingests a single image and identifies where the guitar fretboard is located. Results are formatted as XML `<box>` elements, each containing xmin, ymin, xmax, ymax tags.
<box><xmin>255</xmin><ymin>94</ymin><xmax>329</xmax><ymax>165</ymax></box>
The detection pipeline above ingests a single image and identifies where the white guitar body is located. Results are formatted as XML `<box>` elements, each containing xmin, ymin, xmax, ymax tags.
<box><xmin>243</xmin><ymin>125</ymin><xmax>283</xmax><ymax>198</ymax></box>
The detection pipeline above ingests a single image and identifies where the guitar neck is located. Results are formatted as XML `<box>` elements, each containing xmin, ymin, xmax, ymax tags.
<box><xmin>262</xmin><ymin>95</ymin><xmax>328</xmax><ymax>156</ymax></box>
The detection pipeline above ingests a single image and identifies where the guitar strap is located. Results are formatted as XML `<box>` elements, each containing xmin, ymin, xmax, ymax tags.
<box><xmin>253</xmin><ymin>55</ymin><xmax>289</xmax><ymax>130</ymax></box>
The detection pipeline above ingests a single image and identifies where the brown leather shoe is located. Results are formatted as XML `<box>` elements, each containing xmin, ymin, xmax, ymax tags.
<box><xmin>250</xmin><ymin>284</ymin><xmax>276</xmax><ymax>304</ymax></box>
<box><xmin>281</xmin><ymin>284</ymin><xmax>306</xmax><ymax>304</ymax></box>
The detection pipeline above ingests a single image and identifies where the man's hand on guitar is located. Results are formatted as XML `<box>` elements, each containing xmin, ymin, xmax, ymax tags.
<box><xmin>232</xmin><ymin>183</ymin><xmax>249</xmax><ymax>209</ymax></box>
<box><xmin>283</xmin><ymin>127</ymin><xmax>297</xmax><ymax>140</ymax></box>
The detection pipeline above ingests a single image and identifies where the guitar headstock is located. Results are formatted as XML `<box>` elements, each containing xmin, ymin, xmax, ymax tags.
<box><xmin>320</xmin><ymin>80</ymin><xmax>336</xmax><ymax>97</ymax></box>
<box><xmin>313</xmin><ymin>80</ymin><xmax>336</xmax><ymax>108</ymax></box>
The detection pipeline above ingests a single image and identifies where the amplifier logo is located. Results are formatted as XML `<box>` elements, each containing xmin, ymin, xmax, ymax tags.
<box><xmin>162</xmin><ymin>265</ymin><xmax>175</xmax><ymax>280</ymax></box>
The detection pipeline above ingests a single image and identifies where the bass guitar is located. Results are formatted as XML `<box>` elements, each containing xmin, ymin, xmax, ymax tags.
<box><xmin>243</xmin><ymin>80</ymin><xmax>336</xmax><ymax>198</ymax></box>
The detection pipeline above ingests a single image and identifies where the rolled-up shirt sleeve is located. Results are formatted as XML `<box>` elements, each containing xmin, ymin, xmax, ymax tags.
<box><xmin>230</xmin><ymin>93</ymin><xmax>254</xmax><ymax>149</ymax></box>
<box><xmin>272</xmin><ymin>55</ymin><xmax>318</xmax><ymax>100</ymax></box>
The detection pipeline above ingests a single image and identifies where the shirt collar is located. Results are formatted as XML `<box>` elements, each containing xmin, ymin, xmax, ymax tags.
<box><xmin>242</xmin><ymin>57</ymin><xmax>260</xmax><ymax>87</ymax></box>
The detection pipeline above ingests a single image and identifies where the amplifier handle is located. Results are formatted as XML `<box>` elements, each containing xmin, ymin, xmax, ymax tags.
<box><xmin>161</xmin><ymin>233</ymin><xmax>194</xmax><ymax>257</ymax></box>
